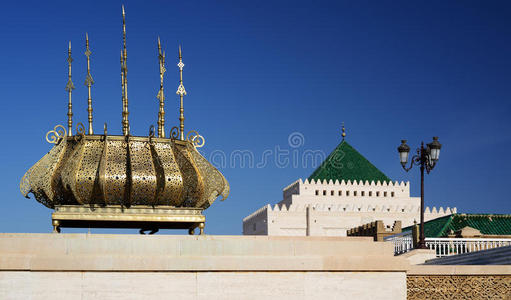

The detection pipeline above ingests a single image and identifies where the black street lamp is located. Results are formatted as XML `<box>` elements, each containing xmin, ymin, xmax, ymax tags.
<box><xmin>397</xmin><ymin>137</ymin><xmax>442</xmax><ymax>249</ymax></box>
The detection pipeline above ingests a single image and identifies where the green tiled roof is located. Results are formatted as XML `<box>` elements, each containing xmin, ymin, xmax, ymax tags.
<box><xmin>403</xmin><ymin>214</ymin><xmax>511</xmax><ymax>237</ymax></box>
<box><xmin>308</xmin><ymin>140</ymin><xmax>391</xmax><ymax>183</ymax></box>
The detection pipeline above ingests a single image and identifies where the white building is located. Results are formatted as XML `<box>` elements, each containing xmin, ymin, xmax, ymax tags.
<box><xmin>243</xmin><ymin>136</ymin><xmax>455</xmax><ymax>236</ymax></box>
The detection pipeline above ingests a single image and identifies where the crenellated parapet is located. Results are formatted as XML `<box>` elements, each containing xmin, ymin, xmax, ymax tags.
<box><xmin>243</xmin><ymin>203</ymin><xmax>456</xmax><ymax>233</ymax></box>
<box><xmin>250</xmin><ymin>203</ymin><xmax>456</xmax><ymax>215</ymax></box>
<box><xmin>280</xmin><ymin>178</ymin><xmax>412</xmax><ymax>206</ymax></box>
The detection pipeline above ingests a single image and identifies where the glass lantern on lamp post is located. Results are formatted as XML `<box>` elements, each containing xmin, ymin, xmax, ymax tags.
<box><xmin>397</xmin><ymin>137</ymin><xmax>442</xmax><ymax>249</ymax></box>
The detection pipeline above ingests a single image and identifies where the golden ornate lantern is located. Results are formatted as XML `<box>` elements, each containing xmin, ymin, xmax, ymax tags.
<box><xmin>19</xmin><ymin>6</ymin><xmax>229</xmax><ymax>234</ymax></box>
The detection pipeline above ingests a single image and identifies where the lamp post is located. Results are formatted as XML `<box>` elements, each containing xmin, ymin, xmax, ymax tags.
<box><xmin>397</xmin><ymin>137</ymin><xmax>442</xmax><ymax>249</ymax></box>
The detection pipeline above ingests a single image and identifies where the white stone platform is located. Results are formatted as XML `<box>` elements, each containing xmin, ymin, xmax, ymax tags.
<box><xmin>0</xmin><ymin>234</ymin><xmax>408</xmax><ymax>299</ymax></box>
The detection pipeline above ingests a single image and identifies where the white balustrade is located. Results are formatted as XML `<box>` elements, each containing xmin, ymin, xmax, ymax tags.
<box><xmin>425</xmin><ymin>238</ymin><xmax>511</xmax><ymax>257</ymax></box>
<box><xmin>384</xmin><ymin>232</ymin><xmax>414</xmax><ymax>255</ymax></box>
<box><xmin>384</xmin><ymin>234</ymin><xmax>511</xmax><ymax>257</ymax></box>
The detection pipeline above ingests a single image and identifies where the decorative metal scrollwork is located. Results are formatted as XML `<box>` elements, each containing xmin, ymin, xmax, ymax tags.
<box><xmin>186</xmin><ymin>130</ymin><xmax>205</xmax><ymax>148</ymax></box>
<box><xmin>74</xmin><ymin>122</ymin><xmax>86</xmax><ymax>141</ymax></box>
<box><xmin>45</xmin><ymin>125</ymin><xmax>67</xmax><ymax>144</ymax></box>
<box><xmin>149</xmin><ymin>125</ymin><xmax>155</xmax><ymax>137</ymax></box>
<box><xmin>148</xmin><ymin>125</ymin><xmax>156</xmax><ymax>146</ymax></box>
<box><xmin>170</xmin><ymin>126</ymin><xmax>179</xmax><ymax>140</ymax></box>
<box><xmin>76</xmin><ymin>122</ymin><xmax>85</xmax><ymax>135</ymax></box>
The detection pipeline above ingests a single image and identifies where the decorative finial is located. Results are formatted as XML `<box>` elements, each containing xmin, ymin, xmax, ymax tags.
<box><xmin>121</xmin><ymin>5</ymin><xmax>129</xmax><ymax>136</ymax></box>
<box><xmin>65</xmin><ymin>41</ymin><xmax>75</xmax><ymax>136</ymax></box>
<box><xmin>341</xmin><ymin>122</ymin><xmax>346</xmax><ymax>140</ymax></box>
<box><xmin>156</xmin><ymin>37</ymin><xmax>166</xmax><ymax>137</ymax></box>
<box><xmin>84</xmin><ymin>33</ymin><xmax>94</xmax><ymax>135</ymax></box>
<box><xmin>176</xmin><ymin>45</ymin><xmax>187</xmax><ymax>140</ymax></box>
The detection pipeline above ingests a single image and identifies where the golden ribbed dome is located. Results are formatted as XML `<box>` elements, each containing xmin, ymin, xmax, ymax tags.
<box><xmin>20</xmin><ymin>126</ymin><xmax>229</xmax><ymax>210</ymax></box>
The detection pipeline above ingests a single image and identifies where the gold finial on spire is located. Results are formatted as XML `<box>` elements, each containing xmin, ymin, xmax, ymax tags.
<box><xmin>84</xmin><ymin>33</ymin><xmax>94</xmax><ymax>135</ymax></box>
<box><xmin>65</xmin><ymin>41</ymin><xmax>75</xmax><ymax>136</ymax></box>
<box><xmin>156</xmin><ymin>37</ymin><xmax>166</xmax><ymax>137</ymax></box>
<box><xmin>121</xmin><ymin>5</ymin><xmax>129</xmax><ymax>136</ymax></box>
<box><xmin>176</xmin><ymin>45</ymin><xmax>187</xmax><ymax>140</ymax></box>
<box><xmin>341</xmin><ymin>122</ymin><xmax>346</xmax><ymax>140</ymax></box>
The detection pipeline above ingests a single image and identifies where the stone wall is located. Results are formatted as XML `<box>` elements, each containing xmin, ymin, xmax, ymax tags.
<box><xmin>347</xmin><ymin>220</ymin><xmax>402</xmax><ymax>241</ymax></box>
<box><xmin>0</xmin><ymin>271</ymin><xmax>405</xmax><ymax>300</ymax></box>
<box><xmin>0</xmin><ymin>233</ymin><xmax>408</xmax><ymax>300</ymax></box>
<box><xmin>1</xmin><ymin>234</ymin><xmax>510</xmax><ymax>299</ymax></box>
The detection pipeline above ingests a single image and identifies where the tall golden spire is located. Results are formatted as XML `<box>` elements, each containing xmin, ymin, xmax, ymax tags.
<box><xmin>341</xmin><ymin>122</ymin><xmax>346</xmax><ymax>140</ymax></box>
<box><xmin>84</xmin><ymin>33</ymin><xmax>94</xmax><ymax>135</ymax></box>
<box><xmin>120</xmin><ymin>50</ymin><xmax>125</xmax><ymax>135</ymax></box>
<box><xmin>156</xmin><ymin>37</ymin><xmax>166</xmax><ymax>137</ymax></box>
<box><xmin>65</xmin><ymin>41</ymin><xmax>75</xmax><ymax>136</ymax></box>
<box><xmin>176</xmin><ymin>45</ymin><xmax>187</xmax><ymax>140</ymax></box>
<box><xmin>121</xmin><ymin>5</ymin><xmax>130</xmax><ymax>136</ymax></box>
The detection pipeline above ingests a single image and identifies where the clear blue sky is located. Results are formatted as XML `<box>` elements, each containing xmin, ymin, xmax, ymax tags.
<box><xmin>1</xmin><ymin>1</ymin><xmax>510</xmax><ymax>234</ymax></box>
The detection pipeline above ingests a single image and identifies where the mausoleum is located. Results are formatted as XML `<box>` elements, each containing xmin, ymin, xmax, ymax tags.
<box><xmin>243</xmin><ymin>129</ymin><xmax>455</xmax><ymax>236</ymax></box>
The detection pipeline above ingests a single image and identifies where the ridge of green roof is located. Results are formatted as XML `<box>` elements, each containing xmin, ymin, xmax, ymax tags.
<box><xmin>308</xmin><ymin>140</ymin><xmax>391</xmax><ymax>183</ymax></box>
<box><xmin>403</xmin><ymin>214</ymin><xmax>511</xmax><ymax>237</ymax></box>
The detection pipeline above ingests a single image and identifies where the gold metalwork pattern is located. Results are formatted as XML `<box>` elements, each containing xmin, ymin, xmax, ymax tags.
<box><xmin>75</xmin><ymin>140</ymin><xmax>103</xmax><ymax>204</ymax></box>
<box><xmin>22</xmin><ymin>128</ymin><xmax>68</xmax><ymax>207</ymax></box>
<box><xmin>189</xmin><ymin>146</ymin><xmax>229</xmax><ymax>208</ymax></box>
<box><xmin>407</xmin><ymin>275</ymin><xmax>511</xmax><ymax>300</ymax></box>
<box><xmin>21</xmin><ymin>132</ymin><xmax>228</xmax><ymax>209</ymax></box>
<box><xmin>60</xmin><ymin>134</ymin><xmax>85</xmax><ymax>205</ymax></box>
<box><xmin>103</xmin><ymin>139</ymin><xmax>128</xmax><ymax>206</ymax></box>
<box><xmin>128</xmin><ymin>140</ymin><xmax>157</xmax><ymax>205</ymax></box>
<box><xmin>172</xmin><ymin>143</ymin><xmax>204</xmax><ymax>207</ymax></box>
<box><xmin>152</xmin><ymin>141</ymin><xmax>183</xmax><ymax>206</ymax></box>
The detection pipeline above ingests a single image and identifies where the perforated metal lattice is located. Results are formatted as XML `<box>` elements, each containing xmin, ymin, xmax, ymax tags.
<box><xmin>20</xmin><ymin>130</ymin><xmax>229</xmax><ymax>209</ymax></box>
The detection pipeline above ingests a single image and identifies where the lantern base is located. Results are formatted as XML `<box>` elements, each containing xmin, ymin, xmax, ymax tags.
<box><xmin>51</xmin><ymin>205</ymin><xmax>205</xmax><ymax>235</ymax></box>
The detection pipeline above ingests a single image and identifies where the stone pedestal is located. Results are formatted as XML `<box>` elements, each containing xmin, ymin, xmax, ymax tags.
<box><xmin>0</xmin><ymin>234</ymin><xmax>408</xmax><ymax>299</ymax></box>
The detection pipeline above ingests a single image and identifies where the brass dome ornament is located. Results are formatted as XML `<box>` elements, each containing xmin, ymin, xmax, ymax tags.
<box><xmin>19</xmin><ymin>6</ymin><xmax>229</xmax><ymax>234</ymax></box>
